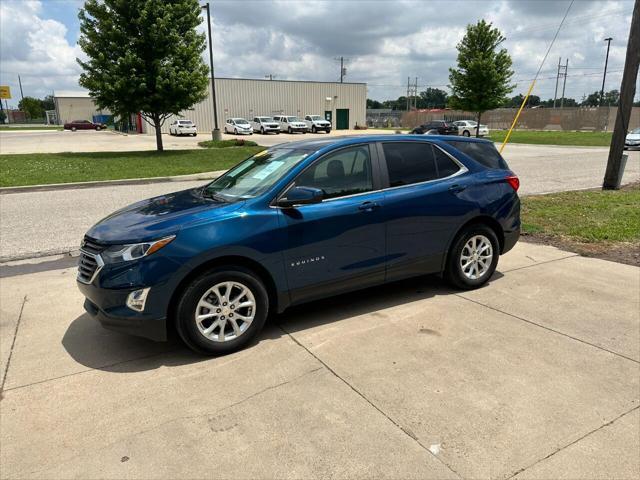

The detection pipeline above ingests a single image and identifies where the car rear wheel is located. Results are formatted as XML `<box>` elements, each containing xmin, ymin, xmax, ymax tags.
<box><xmin>463</xmin><ymin>130</ymin><xmax>470</xmax><ymax>137</ymax></box>
<box><xmin>95</xmin><ymin>126</ymin><xmax>101</xmax><ymax>131</ymax></box>
<box><xmin>175</xmin><ymin>267</ymin><xmax>269</xmax><ymax>355</ymax></box>
<box><xmin>71</xmin><ymin>127</ymin><xmax>76</xmax><ymax>132</ymax></box>
<box><xmin>234</xmin><ymin>128</ymin><xmax>238</xmax><ymax>135</ymax></box>
<box><xmin>445</xmin><ymin>224</ymin><xmax>499</xmax><ymax>290</ymax></box>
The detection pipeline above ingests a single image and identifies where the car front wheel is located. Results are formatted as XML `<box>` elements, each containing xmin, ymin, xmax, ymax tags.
<box><xmin>175</xmin><ymin>267</ymin><xmax>269</xmax><ymax>355</ymax></box>
<box><xmin>445</xmin><ymin>224</ymin><xmax>499</xmax><ymax>290</ymax></box>
<box><xmin>463</xmin><ymin>130</ymin><xmax>470</xmax><ymax>137</ymax></box>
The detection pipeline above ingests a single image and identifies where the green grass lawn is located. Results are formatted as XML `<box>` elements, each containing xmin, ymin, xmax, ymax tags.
<box><xmin>198</xmin><ymin>139</ymin><xmax>259</xmax><ymax>148</ymax></box>
<box><xmin>0</xmin><ymin>147</ymin><xmax>262</xmax><ymax>187</ymax></box>
<box><xmin>488</xmin><ymin>130</ymin><xmax>613</xmax><ymax>147</ymax></box>
<box><xmin>521</xmin><ymin>185</ymin><xmax>640</xmax><ymax>243</ymax></box>
<box><xmin>0</xmin><ymin>126</ymin><xmax>63</xmax><ymax>131</ymax></box>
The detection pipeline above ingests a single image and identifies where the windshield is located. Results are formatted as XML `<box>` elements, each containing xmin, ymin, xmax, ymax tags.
<box><xmin>465</xmin><ymin>121</ymin><xmax>477</xmax><ymax>126</ymax></box>
<box><xmin>310</xmin><ymin>115</ymin><xmax>322</xmax><ymax>120</ymax></box>
<box><xmin>235</xmin><ymin>119</ymin><xmax>249</xmax><ymax>125</ymax></box>
<box><xmin>258</xmin><ymin>117</ymin><xmax>272</xmax><ymax>122</ymax></box>
<box><xmin>179</xmin><ymin>121</ymin><xmax>193</xmax><ymax>125</ymax></box>
<box><xmin>286</xmin><ymin>116</ymin><xmax>300</xmax><ymax>122</ymax></box>
<box><xmin>203</xmin><ymin>148</ymin><xmax>309</xmax><ymax>200</ymax></box>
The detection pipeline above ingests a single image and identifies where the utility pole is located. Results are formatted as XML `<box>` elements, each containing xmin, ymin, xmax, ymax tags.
<box><xmin>264</xmin><ymin>74</ymin><xmax>275</xmax><ymax>81</ymax></box>
<box><xmin>600</xmin><ymin>37</ymin><xmax>613</xmax><ymax>106</ymax></box>
<box><xmin>201</xmin><ymin>2</ymin><xmax>221</xmax><ymax>140</ymax></box>
<box><xmin>406</xmin><ymin>77</ymin><xmax>410</xmax><ymax>111</ymax></box>
<box><xmin>553</xmin><ymin>57</ymin><xmax>561</xmax><ymax>108</ymax></box>
<box><xmin>560</xmin><ymin>58</ymin><xmax>568</xmax><ymax>108</ymax></box>
<box><xmin>340</xmin><ymin>57</ymin><xmax>344</xmax><ymax>83</ymax></box>
<box><xmin>603</xmin><ymin>1</ymin><xmax>639</xmax><ymax>189</ymax></box>
<box><xmin>414</xmin><ymin>77</ymin><xmax>418</xmax><ymax>109</ymax></box>
<box><xmin>18</xmin><ymin>75</ymin><xmax>24</xmax><ymax>101</ymax></box>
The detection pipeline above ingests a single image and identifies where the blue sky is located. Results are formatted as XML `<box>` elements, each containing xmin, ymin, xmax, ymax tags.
<box><xmin>0</xmin><ymin>0</ymin><xmax>637</xmax><ymax>108</ymax></box>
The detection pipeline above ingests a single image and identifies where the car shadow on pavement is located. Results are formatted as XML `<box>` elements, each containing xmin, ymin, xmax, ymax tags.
<box><xmin>62</xmin><ymin>271</ymin><xmax>504</xmax><ymax>373</ymax></box>
<box><xmin>275</xmin><ymin>271</ymin><xmax>504</xmax><ymax>336</ymax></box>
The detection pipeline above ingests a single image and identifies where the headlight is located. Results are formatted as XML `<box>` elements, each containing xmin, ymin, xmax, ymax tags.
<box><xmin>101</xmin><ymin>235</ymin><xmax>176</xmax><ymax>263</ymax></box>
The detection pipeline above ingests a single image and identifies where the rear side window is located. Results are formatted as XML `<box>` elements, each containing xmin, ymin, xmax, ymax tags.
<box><xmin>382</xmin><ymin>142</ymin><xmax>459</xmax><ymax>187</ymax></box>
<box><xmin>446</xmin><ymin>140</ymin><xmax>509</xmax><ymax>170</ymax></box>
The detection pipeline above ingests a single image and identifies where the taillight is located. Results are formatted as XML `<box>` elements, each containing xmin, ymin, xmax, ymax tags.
<box><xmin>505</xmin><ymin>175</ymin><xmax>520</xmax><ymax>191</ymax></box>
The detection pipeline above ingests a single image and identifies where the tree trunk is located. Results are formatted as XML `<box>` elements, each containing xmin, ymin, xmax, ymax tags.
<box><xmin>476</xmin><ymin>112</ymin><xmax>482</xmax><ymax>138</ymax></box>
<box><xmin>154</xmin><ymin>114</ymin><xmax>164</xmax><ymax>152</ymax></box>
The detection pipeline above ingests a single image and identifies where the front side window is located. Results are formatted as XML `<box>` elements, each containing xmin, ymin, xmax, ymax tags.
<box><xmin>296</xmin><ymin>145</ymin><xmax>373</xmax><ymax>200</ymax></box>
<box><xmin>203</xmin><ymin>148</ymin><xmax>309</xmax><ymax>201</ymax></box>
<box><xmin>383</xmin><ymin>142</ymin><xmax>438</xmax><ymax>187</ymax></box>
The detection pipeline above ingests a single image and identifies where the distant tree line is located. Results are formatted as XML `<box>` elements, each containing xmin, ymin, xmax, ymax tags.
<box><xmin>368</xmin><ymin>88</ymin><xmax>639</xmax><ymax>111</ymax></box>
<box><xmin>17</xmin><ymin>95</ymin><xmax>55</xmax><ymax>119</ymax></box>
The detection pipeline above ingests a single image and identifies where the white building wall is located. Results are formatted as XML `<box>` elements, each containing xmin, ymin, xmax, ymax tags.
<box><xmin>54</xmin><ymin>97</ymin><xmax>110</xmax><ymax>124</ymax></box>
<box><xmin>156</xmin><ymin>78</ymin><xmax>367</xmax><ymax>134</ymax></box>
<box><xmin>54</xmin><ymin>78</ymin><xmax>367</xmax><ymax>134</ymax></box>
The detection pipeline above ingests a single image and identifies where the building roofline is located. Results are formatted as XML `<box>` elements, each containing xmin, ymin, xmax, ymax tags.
<box><xmin>214</xmin><ymin>77</ymin><xmax>366</xmax><ymax>86</ymax></box>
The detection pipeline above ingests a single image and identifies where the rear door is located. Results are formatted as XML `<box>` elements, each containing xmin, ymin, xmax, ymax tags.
<box><xmin>278</xmin><ymin>143</ymin><xmax>386</xmax><ymax>304</ymax></box>
<box><xmin>377</xmin><ymin>141</ymin><xmax>471</xmax><ymax>280</ymax></box>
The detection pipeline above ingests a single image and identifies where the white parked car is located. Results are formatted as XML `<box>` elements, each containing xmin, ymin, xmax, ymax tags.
<box><xmin>224</xmin><ymin>118</ymin><xmax>253</xmax><ymax>135</ymax></box>
<box><xmin>624</xmin><ymin>127</ymin><xmax>640</xmax><ymax>149</ymax></box>
<box><xmin>169</xmin><ymin>119</ymin><xmax>197</xmax><ymax>136</ymax></box>
<box><xmin>304</xmin><ymin>115</ymin><xmax>332</xmax><ymax>133</ymax></box>
<box><xmin>453</xmin><ymin>120</ymin><xmax>489</xmax><ymax>137</ymax></box>
<box><xmin>273</xmin><ymin>115</ymin><xmax>307</xmax><ymax>134</ymax></box>
<box><xmin>251</xmin><ymin>116</ymin><xmax>280</xmax><ymax>134</ymax></box>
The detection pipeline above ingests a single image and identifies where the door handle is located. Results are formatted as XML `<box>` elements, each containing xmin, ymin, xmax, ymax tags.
<box><xmin>358</xmin><ymin>201</ymin><xmax>380</xmax><ymax>212</ymax></box>
<box><xmin>448</xmin><ymin>184</ymin><xmax>466</xmax><ymax>193</ymax></box>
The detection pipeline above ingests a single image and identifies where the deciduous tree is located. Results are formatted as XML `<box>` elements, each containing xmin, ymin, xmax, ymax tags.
<box><xmin>448</xmin><ymin>20</ymin><xmax>514</xmax><ymax>136</ymax></box>
<box><xmin>77</xmin><ymin>0</ymin><xmax>209</xmax><ymax>151</ymax></box>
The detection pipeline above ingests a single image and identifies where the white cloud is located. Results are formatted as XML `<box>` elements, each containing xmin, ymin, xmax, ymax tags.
<box><xmin>0</xmin><ymin>0</ymin><xmax>83</xmax><ymax>105</ymax></box>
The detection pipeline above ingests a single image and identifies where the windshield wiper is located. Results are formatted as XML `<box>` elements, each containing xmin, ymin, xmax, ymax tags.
<box><xmin>201</xmin><ymin>189</ymin><xmax>228</xmax><ymax>203</ymax></box>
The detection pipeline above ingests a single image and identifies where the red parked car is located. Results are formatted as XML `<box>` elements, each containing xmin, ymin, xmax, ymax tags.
<box><xmin>64</xmin><ymin>120</ymin><xmax>106</xmax><ymax>131</ymax></box>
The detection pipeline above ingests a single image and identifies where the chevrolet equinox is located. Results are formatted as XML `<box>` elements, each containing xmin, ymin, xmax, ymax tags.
<box><xmin>77</xmin><ymin>135</ymin><xmax>520</xmax><ymax>355</ymax></box>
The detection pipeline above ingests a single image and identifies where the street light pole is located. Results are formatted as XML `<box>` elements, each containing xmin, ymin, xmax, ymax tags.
<box><xmin>600</xmin><ymin>37</ymin><xmax>613</xmax><ymax>106</ymax></box>
<box><xmin>202</xmin><ymin>2</ymin><xmax>221</xmax><ymax>141</ymax></box>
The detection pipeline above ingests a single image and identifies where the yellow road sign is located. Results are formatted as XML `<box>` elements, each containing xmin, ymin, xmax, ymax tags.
<box><xmin>0</xmin><ymin>85</ymin><xmax>11</xmax><ymax>99</ymax></box>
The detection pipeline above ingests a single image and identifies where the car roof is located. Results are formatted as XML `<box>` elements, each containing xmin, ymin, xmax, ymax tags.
<box><xmin>270</xmin><ymin>134</ymin><xmax>494</xmax><ymax>151</ymax></box>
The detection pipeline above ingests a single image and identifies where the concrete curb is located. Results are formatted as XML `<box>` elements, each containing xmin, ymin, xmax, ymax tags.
<box><xmin>0</xmin><ymin>170</ymin><xmax>225</xmax><ymax>194</ymax></box>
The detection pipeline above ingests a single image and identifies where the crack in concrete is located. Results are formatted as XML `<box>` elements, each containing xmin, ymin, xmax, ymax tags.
<box><xmin>456</xmin><ymin>294</ymin><xmax>639</xmax><ymax>365</ymax></box>
<box><xmin>1</xmin><ymin>294</ymin><xmax>27</xmax><ymax>398</ymax></box>
<box><xmin>16</xmin><ymin>365</ymin><xmax>325</xmax><ymax>479</ymax></box>
<box><xmin>505</xmin><ymin>406</ymin><xmax>640</xmax><ymax>479</ymax></box>
<box><xmin>277</xmin><ymin>322</ymin><xmax>464</xmax><ymax>480</ymax></box>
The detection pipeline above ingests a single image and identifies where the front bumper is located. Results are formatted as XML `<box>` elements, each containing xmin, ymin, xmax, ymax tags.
<box><xmin>78</xmin><ymin>280</ymin><xmax>167</xmax><ymax>341</ymax></box>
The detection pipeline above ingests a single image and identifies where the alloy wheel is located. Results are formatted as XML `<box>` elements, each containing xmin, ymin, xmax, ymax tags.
<box><xmin>460</xmin><ymin>235</ymin><xmax>493</xmax><ymax>280</ymax></box>
<box><xmin>195</xmin><ymin>281</ymin><xmax>256</xmax><ymax>342</ymax></box>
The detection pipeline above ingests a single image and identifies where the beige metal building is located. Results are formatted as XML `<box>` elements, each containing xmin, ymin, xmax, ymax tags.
<box><xmin>54</xmin><ymin>91</ymin><xmax>111</xmax><ymax>125</ymax></box>
<box><xmin>54</xmin><ymin>78</ymin><xmax>366</xmax><ymax>133</ymax></box>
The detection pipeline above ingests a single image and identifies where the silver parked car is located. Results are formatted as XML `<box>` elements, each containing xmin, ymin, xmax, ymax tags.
<box><xmin>453</xmin><ymin>120</ymin><xmax>489</xmax><ymax>137</ymax></box>
<box><xmin>224</xmin><ymin>118</ymin><xmax>253</xmax><ymax>135</ymax></box>
<box><xmin>304</xmin><ymin>115</ymin><xmax>332</xmax><ymax>133</ymax></box>
<box><xmin>273</xmin><ymin>115</ymin><xmax>308</xmax><ymax>134</ymax></box>
<box><xmin>624</xmin><ymin>128</ymin><xmax>640</xmax><ymax>149</ymax></box>
<box><xmin>251</xmin><ymin>116</ymin><xmax>280</xmax><ymax>134</ymax></box>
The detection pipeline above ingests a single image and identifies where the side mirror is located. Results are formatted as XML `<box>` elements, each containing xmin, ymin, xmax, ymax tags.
<box><xmin>277</xmin><ymin>186</ymin><xmax>323</xmax><ymax>208</ymax></box>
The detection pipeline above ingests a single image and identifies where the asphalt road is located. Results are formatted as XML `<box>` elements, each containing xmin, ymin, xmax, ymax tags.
<box><xmin>0</xmin><ymin>144</ymin><xmax>638</xmax><ymax>260</ymax></box>
<box><xmin>1</xmin><ymin>242</ymin><xmax>638</xmax><ymax>478</ymax></box>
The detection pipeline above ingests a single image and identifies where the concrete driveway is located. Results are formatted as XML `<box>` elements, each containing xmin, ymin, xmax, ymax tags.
<box><xmin>1</xmin><ymin>242</ymin><xmax>638</xmax><ymax>479</ymax></box>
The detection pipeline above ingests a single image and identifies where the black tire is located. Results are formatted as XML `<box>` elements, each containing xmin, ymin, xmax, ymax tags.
<box><xmin>312</xmin><ymin>125</ymin><xmax>317</xmax><ymax>133</ymax></box>
<box><xmin>95</xmin><ymin>126</ymin><xmax>101</xmax><ymax>131</ymax></box>
<box><xmin>261</xmin><ymin>127</ymin><xmax>265</xmax><ymax>134</ymax></box>
<box><xmin>326</xmin><ymin>129</ymin><xmax>331</xmax><ymax>134</ymax></box>
<box><xmin>234</xmin><ymin>128</ymin><xmax>238</xmax><ymax>135</ymax></box>
<box><xmin>175</xmin><ymin>267</ymin><xmax>269</xmax><ymax>356</ymax></box>
<box><xmin>71</xmin><ymin>127</ymin><xmax>77</xmax><ymax>132</ymax></box>
<box><xmin>288</xmin><ymin>126</ymin><xmax>293</xmax><ymax>134</ymax></box>
<box><xmin>463</xmin><ymin>130</ymin><xmax>470</xmax><ymax>137</ymax></box>
<box><xmin>193</xmin><ymin>133</ymin><xmax>197</xmax><ymax>137</ymax></box>
<box><xmin>444</xmin><ymin>224</ymin><xmax>499</xmax><ymax>290</ymax></box>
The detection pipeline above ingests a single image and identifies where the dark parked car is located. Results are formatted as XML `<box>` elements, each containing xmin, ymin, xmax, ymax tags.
<box><xmin>77</xmin><ymin>135</ymin><xmax>520</xmax><ymax>355</ymax></box>
<box><xmin>411</xmin><ymin>120</ymin><xmax>458</xmax><ymax>135</ymax></box>
<box><xmin>64</xmin><ymin>119</ymin><xmax>106</xmax><ymax>131</ymax></box>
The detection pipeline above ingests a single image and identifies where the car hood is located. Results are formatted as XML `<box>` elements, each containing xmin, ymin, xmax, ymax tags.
<box><xmin>626</xmin><ymin>133</ymin><xmax>640</xmax><ymax>140</ymax></box>
<box><xmin>86</xmin><ymin>187</ymin><xmax>243</xmax><ymax>244</ymax></box>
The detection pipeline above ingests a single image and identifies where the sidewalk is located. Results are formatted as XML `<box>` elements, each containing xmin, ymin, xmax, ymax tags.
<box><xmin>1</xmin><ymin>242</ymin><xmax>638</xmax><ymax>479</ymax></box>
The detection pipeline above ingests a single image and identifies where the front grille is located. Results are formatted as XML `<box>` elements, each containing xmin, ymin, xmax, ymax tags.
<box><xmin>77</xmin><ymin>236</ymin><xmax>105</xmax><ymax>284</ymax></box>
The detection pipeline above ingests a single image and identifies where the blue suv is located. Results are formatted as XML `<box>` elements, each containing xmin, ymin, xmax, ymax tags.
<box><xmin>77</xmin><ymin>135</ymin><xmax>520</xmax><ymax>355</ymax></box>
